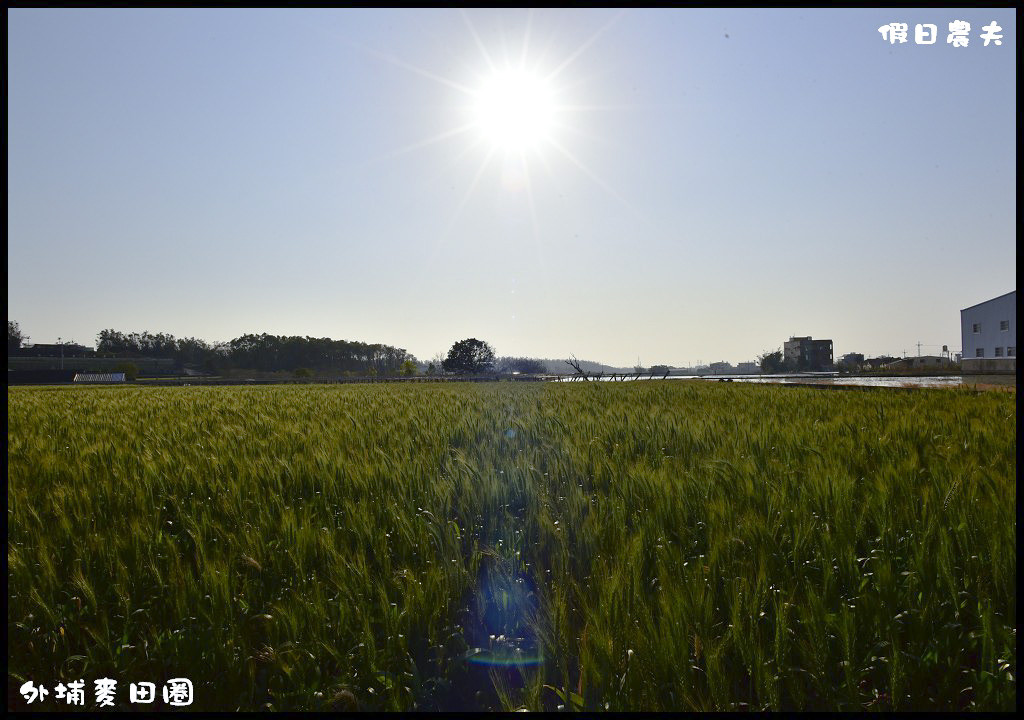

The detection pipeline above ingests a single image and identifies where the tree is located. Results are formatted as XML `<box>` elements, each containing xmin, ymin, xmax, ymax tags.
<box><xmin>8</xmin><ymin>321</ymin><xmax>25</xmax><ymax>353</ymax></box>
<box><xmin>496</xmin><ymin>356</ymin><xmax>547</xmax><ymax>374</ymax></box>
<box><xmin>97</xmin><ymin>329</ymin><xmax>130</xmax><ymax>356</ymax></box>
<box><xmin>112</xmin><ymin>361</ymin><xmax>139</xmax><ymax>381</ymax></box>
<box><xmin>565</xmin><ymin>355</ymin><xmax>591</xmax><ymax>380</ymax></box>
<box><xmin>401</xmin><ymin>359</ymin><xmax>418</xmax><ymax>376</ymax></box>
<box><xmin>443</xmin><ymin>338</ymin><xmax>495</xmax><ymax>374</ymax></box>
<box><xmin>758</xmin><ymin>349</ymin><xmax>785</xmax><ymax>373</ymax></box>
<box><xmin>427</xmin><ymin>352</ymin><xmax>447</xmax><ymax>375</ymax></box>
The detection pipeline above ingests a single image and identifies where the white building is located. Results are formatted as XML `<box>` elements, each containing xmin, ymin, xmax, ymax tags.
<box><xmin>960</xmin><ymin>291</ymin><xmax>1015</xmax><ymax>374</ymax></box>
<box><xmin>73</xmin><ymin>372</ymin><xmax>127</xmax><ymax>383</ymax></box>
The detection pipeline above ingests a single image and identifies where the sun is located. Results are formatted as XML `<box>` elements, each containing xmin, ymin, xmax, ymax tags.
<box><xmin>471</xmin><ymin>67</ymin><xmax>557</xmax><ymax>153</ymax></box>
<box><xmin>364</xmin><ymin>10</ymin><xmax>633</xmax><ymax>224</ymax></box>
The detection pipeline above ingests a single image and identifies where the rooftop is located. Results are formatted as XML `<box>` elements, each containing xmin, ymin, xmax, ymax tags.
<box><xmin>960</xmin><ymin>290</ymin><xmax>1015</xmax><ymax>313</ymax></box>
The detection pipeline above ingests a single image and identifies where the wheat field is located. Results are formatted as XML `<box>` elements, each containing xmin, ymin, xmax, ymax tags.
<box><xmin>7</xmin><ymin>382</ymin><xmax>1016</xmax><ymax>710</ymax></box>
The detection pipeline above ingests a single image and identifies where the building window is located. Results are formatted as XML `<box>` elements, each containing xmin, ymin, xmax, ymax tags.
<box><xmin>1008</xmin><ymin>347</ymin><xmax>1016</xmax><ymax>357</ymax></box>
<box><xmin>973</xmin><ymin>323</ymin><xmax>981</xmax><ymax>333</ymax></box>
<box><xmin>995</xmin><ymin>347</ymin><xmax>1003</xmax><ymax>357</ymax></box>
<box><xmin>976</xmin><ymin>348</ymin><xmax>985</xmax><ymax>357</ymax></box>
<box><xmin>1000</xmin><ymin>320</ymin><xmax>1009</xmax><ymax>331</ymax></box>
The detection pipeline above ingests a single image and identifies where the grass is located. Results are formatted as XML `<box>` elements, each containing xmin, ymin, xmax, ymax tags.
<box><xmin>7</xmin><ymin>381</ymin><xmax>1016</xmax><ymax>711</ymax></box>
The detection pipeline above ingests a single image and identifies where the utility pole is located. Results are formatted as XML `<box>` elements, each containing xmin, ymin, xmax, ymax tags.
<box><xmin>58</xmin><ymin>337</ymin><xmax>64</xmax><ymax>370</ymax></box>
<box><xmin>917</xmin><ymin>341</ymin><xmax>922</xmax><ymax>357</ymax></box>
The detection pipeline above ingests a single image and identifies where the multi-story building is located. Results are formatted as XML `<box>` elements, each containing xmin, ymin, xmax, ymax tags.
<box><xmin>961</xmin><ymin>291</ymin><xmax>1015</xmax><ymax>374</ymax></box>
<box><xmin>783</xmin><ymin>336</ymin><xmax>833</xmax><ymax>371</ymax></box>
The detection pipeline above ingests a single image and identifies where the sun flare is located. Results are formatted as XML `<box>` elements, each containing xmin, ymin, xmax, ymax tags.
<box><xmin>366</xmin><ymin>10</ymin><xmax>633</xmax><ymax>232</ymax></box>
<box><xmin>472</xmin><ymin>68</ymin><xmax>556</xmax><ymax>153</ymax></box>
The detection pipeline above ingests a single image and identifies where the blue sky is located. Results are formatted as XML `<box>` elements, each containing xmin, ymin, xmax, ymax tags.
<box><xmin>8</xmin><ymin>9</ymin><xmax>1016</xmax><ymax>365</ymax></box>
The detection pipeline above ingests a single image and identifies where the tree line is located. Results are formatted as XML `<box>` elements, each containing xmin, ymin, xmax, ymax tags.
<box><xmin>94</xmin><ymin>329</ymin><xmax>415</xmax><ymax>375</ymax></box>
<box><xmin>11</xmin><ymin>321</ymin><xmax>559</xmax><ymax>377</ymax></box>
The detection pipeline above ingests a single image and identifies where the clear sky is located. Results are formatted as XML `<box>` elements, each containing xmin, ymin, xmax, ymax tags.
<box><xmin>8</xmin><ymin>8</ymin><xmax>1016</xmax><ymax>366</ymax></box>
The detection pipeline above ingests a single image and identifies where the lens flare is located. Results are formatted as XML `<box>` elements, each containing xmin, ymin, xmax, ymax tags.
<box><xmin>466</xmin><ymin>646</ymin><xmax>545</xmax><ymax>667</ymax></box>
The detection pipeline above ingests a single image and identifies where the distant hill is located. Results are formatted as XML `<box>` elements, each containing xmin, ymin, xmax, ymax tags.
<box><xmin>536</xmin><ymin>358</ymin><xmax>637</xmax><ymax>375</ymax></box>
